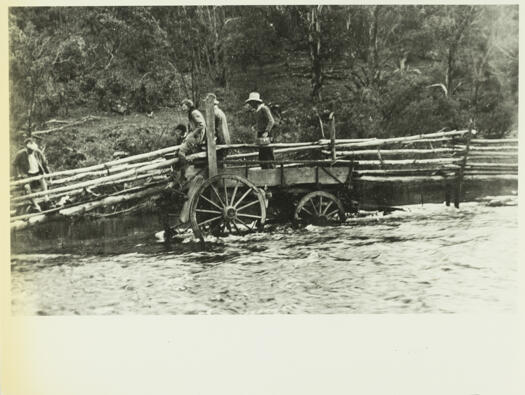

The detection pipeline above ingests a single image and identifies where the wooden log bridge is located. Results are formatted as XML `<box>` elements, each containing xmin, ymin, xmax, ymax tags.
<box><xmin>10</xmin><ymin>123</ymin><xmax>517</xmax><ymax>231</ymax></box>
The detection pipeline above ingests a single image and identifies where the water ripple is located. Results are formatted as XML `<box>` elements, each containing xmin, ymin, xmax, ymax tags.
<box><xmin>11</xmin><ymin>202</ymin><xmax>518</xmax><ymax>314</ymax></box>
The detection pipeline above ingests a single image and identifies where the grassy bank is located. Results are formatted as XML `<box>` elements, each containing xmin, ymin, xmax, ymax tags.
<box><xmin>10</xmin><ymin>62</ymin><xmax>320</xmax><ymax>172</ymax></box>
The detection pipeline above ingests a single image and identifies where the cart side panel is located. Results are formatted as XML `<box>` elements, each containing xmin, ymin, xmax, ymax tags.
<box><xmin>218</xmin><ymin>167</ymin><xmax>350</xmax><ymax>188</ymax></box>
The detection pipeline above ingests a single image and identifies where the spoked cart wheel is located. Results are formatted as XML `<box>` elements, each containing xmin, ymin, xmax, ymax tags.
<box><xmin>189</xmin><ymin>174</ymin><xmax>267</xmax><ymax>241</ymax></box>
<box><xmin>294</xmin><ymin>191</ymin><xmax>346</xmax><ymax>226</ymax></box>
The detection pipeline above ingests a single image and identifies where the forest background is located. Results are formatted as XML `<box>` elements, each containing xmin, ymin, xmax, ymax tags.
<box><xmin>8</xmin><ymin>5</ymin><xmax>518</xmax><ymax>171</ymax></box>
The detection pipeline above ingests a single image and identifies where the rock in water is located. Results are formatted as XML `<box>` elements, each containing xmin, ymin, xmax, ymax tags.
<box><xmin>154</xmin><ymin>230</ymin><xmax>165</xmax><ymax>242</ymax></box>
<box><xmin>485</xmin><ymin>196</ymin><xmax>518</xmax><ymax>207</ymax></box>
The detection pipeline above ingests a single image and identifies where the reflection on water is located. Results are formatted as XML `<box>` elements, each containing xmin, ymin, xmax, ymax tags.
<box><xmin>11</xmin><ymin>201</ymin><xmax>518</xmax><ymax>314</ymax></box>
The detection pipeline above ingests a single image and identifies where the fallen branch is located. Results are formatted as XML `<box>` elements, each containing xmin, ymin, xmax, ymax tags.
<box><xmin>32</xmin><ymin>115</ymin><xmax>102</xmax><ymax>136</ymax></box>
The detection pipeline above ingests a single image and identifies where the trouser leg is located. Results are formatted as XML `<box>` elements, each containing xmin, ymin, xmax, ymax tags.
<box><xmin>24</xmin><ymin>183</ymin><xmax>41</xmax><ymax>212</ymax></box>
<box><xmin>217</xmin><ymin>149</ymin><xmax>228</xmax><ymax>169</ymax></box>
<box><xmin>259</xmin><ymin>147</ymin><xmax>275</xmax><ymax>169</ymax></box>
<box><xmin>40</xmin><ymin>177</ymin><xmax>50</xmax><ymax>202</ymax></box>
<box><xmin>179</xmin><ymin>175</ymin><xmax>204</xmax><ymax>224</ymax></box>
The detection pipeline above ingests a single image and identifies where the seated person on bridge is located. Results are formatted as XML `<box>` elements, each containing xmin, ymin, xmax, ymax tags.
<box><xmin>175</xmin><ymin>99</ymin><xmax>207</xmax><ymax>224</ymax></box>
<box><xmin>214</xmin><ymin>98</ymin><xmax>231</xmax><ymax>168</ymax></box>
<box><xmin>173</xmin><ymin>123</ymin><xmax>187</xmax><ymax>146</ymax></box>
<box><xmin>13</xmin><ymin>138</ymin><xmax>51</xmax><ymax>212</ymax></box>
<box><xmin>178</xmin><ymin>98</ymin><xmax>206</xmax><ymax>167</ymax></box>
<box><xmin>245</xmin><ymin>92</ymin><xmax>275</xmax><ymax>169</ymax></box>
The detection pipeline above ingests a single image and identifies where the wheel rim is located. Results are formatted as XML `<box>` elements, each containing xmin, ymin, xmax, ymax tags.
<box><xmin>189</xmin><ymin>174</ymin><xmax>266</xmax><ymax>239</ymax></box>
<box><xmin>294</xmin><ymin>191</ymin><xmax>345</xmax><ymax>225</ymax></box>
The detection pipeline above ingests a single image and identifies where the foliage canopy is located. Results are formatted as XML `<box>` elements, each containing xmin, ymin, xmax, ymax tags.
<box><xmin>9</xmin><ymin>5</ymin><xmax>518</xmax><ymax>140</ymax></box>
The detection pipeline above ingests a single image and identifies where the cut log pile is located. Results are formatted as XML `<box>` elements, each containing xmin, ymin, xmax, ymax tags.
<box><xmin>10</xmin><ymin>143</ymin><xmax>195</xmax><ymax>230</ymax></box>
<box><xmin>10</xmin><ymin>127</ymin><xmax>518</xmax><ymax>231</ymax></box>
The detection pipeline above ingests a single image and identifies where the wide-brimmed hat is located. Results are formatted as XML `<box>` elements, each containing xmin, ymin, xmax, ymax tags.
<box><xmin>245</xmin><ymin>92</ymin><xmax>263</xmax><ymax>103</ymax></box>
<box><xmin>24</xmin><ymin>138</ymin><xmax>38</xmax><ymax>151</ymax></box>
<box><xmin>181</xmin><ymin>98</ymin><xmax>194</xmax><ymax>108</ymax></box>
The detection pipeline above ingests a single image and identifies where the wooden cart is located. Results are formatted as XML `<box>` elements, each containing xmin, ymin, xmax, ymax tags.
<box><xmin>11</xmin><ymin>94</ymin><xmax>517</xmax><ymax>236</ymax></box>
<box><xmin>164</xmin><ymin>94</ymin><xmax>364</xmax><ymax>243</ymax></box>
<box><xmin>166</xmin><ymin>94</ymin><xmax>478</xmax><ymax>243</ymax></box>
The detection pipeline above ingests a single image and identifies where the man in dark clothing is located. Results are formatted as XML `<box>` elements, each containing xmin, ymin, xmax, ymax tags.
<box><xmin>13</xmin><ymin>138</ymin><xmax>50</xmax><ymax>212</ymax></box>
<box><xmin>245</xmin><ymin>92</ymin><xmax>275</xmax><ymax>169</ymax></box>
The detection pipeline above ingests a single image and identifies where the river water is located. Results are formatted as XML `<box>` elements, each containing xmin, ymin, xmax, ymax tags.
<box><xmin>11</xmin><ymin>200</ymin><xmax>518</xmax><ymax>314</ymax></box>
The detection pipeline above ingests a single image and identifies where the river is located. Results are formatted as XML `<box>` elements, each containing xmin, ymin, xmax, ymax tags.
<box><xmin>11</xmin><ymin>200</ymin><xmax>518</xmax><ymax>314</ymax></box>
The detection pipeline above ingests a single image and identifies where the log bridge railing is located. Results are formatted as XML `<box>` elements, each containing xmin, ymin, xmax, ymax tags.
<box><xmin>10</xmin><ymin>105</ymin><xmax>518</xmax><ymax>231</ymax></box>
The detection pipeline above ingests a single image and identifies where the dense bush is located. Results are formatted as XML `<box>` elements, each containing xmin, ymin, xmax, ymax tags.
<box><xmin>9</xmin><ymin>5</ymin><xmax>518</xmax><ymax>140</ymax></box>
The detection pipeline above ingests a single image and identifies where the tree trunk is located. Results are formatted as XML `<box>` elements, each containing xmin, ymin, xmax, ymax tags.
<box><xmin>446</xmin><ymin>46</ymin><xmax>455</xmax><ymax>97</ymax></box>
<box><xmin>446</xmin><ymin>7</ymin><xmax>477</xmax><ymax>98</ymax></box>
<box><xmin>308</xmin><ymin>6</ymin><xmax>323</xmax><ymax>102</ymax></box>
<box><xmin>371</xmin><ymin>6</ymin><xmax>381</xmax><ymax>83</ymax></box>
<box><xmin>191</xmin><ymin>51</ymin><xmax>198</xmax><ymax>105</ymax></box>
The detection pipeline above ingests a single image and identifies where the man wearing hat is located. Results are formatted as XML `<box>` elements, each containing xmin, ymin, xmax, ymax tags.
<box><xmin>179</xmin><ymin>98</ymin><xmax>206</xmax><ymax>165</ymax></box>
<box><xmin>245</xmin><ymin>92</ymin><xmax>275</xmax><ymax>169</ymax></box>
<box><xmin>214</xmin><ymin>99</ymin><xmax>231</xmax><ymax>168</ymax></box>
<box><xmin>13</xmin><ymin>138</ymin><xmax>50</xmax><ymax>212</ymax></box>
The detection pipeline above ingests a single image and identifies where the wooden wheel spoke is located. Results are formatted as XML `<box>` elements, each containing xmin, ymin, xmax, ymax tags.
<box><xmin>309</xmin><ymin>199</ymin><xmax>319</xmax><ymax>215</ymax></box>
<box><xmin>322</xmin><ymin>200</ymin><xmax>334</xmax><ymax>215</ymax></box>
<box><xmin>230</xmin><ymin>180</ymin><xmax>239</xmax><ymax>206</ymax></box>
<box><xmin>197</xmin><ymin>215</ymin><xmax>222</xmax><ymax>227</ymax></box>
<box><xmin>237</xmin><ymin>199</ymin><xmax>260</xmax><ymax>212</ymax></box>
<box><xmin>237</xmin><ymin>213</ymin><xmax>262</xmax><ymax>220</ymax></box>
<box><xmin>326</xmin><ymin>209</ymin><xmax>340</xmax><ymax>219</ymax></box>
<box><xmin>232</xmin><ymin>221</ymin><xmax>242</xmax><ymax>234</ymax></box>
<box><xmin>235</xmin><ymin>217</ymin><xmax>253</xmax><ymax>231</ymax></box>
<box><xmin>210</xmin><ymin>184</ymin><xmax>225</xmax><ymax>207</ymax></box>
<box><xmin>199</xmin><ymin>194</ymin><xmax>223</xmax><ymax>210</ymax></box>
<box><xmin>300</xmin><ymin>206</ymin><xmax>313</xmax><ymax>216</ymax></box>
<box><xmin>223</xmin><ymin>181</ymin><xmax>229</xmax><ymax>206</ymax></box>
<box><xmin>196</xmin><ymin>208</ymin><xmax>222</xmax><ymax>215</ymax></box>
<box><xmin>233</xmin><ymin>188</ymin><xmax>253</xmax><ymax>209</ymax></box>
<box><xmin>319</xmin><ymin>196</ymin><xmax>323</xmax><ymax>213</ymax></box>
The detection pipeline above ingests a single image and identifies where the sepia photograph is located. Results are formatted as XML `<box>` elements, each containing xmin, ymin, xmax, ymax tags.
<box><xmin>7</xmin><ymin>4</ymin><xmax>518</xmax><ymax>316</ymax></box>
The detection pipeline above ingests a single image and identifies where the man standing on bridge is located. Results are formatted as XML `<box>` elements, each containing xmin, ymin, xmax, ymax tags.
<box><xmin>13</xmin><ymin>138</ymin><xmax>51</xmax><ymax>212</ymax></box>
<box><xmin>214</xmin><ymin>98</ymin><xmax>230</xmax><ymax>168</ymax></box>
<box><xmin>245</xmin><ymin>92</ymin><xmax>275</xmax><ymax>169</ymax></box>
